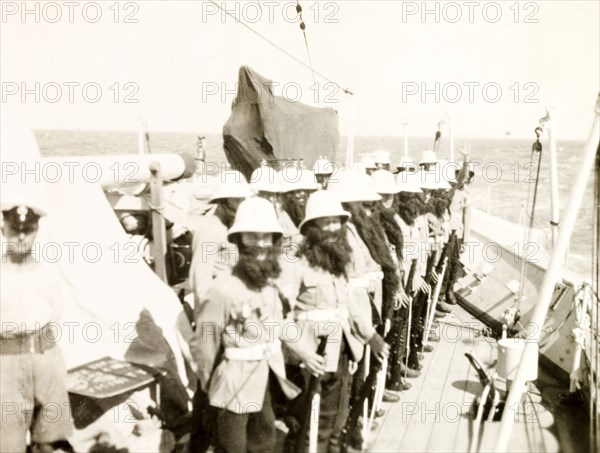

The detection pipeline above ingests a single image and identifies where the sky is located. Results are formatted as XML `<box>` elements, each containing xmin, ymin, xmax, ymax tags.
<box><xmin>1</xmin><ymin>0</ymin><xmax>599</xmax><ymax>139</ymax></box>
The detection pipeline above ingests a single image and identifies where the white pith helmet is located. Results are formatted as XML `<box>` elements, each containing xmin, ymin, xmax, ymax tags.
<box><xmin>208</xmin><ymin>170</ymin><xmax>254</xmax><ymax>203</ymax></box>
<box><xmin>298</xmin><ymin>190</ymin><xmax>351</xmax><ymax>234</ymax></box>
<box><xmin>326</xmin><ymin>170</ymin><xmax>382</xmax><ymax>203</ymax></box>
<box><xmin>227</xmin><ymin>196</ymin><xmax>283</xmax><ymax>241</ymax></box>
<box><xmin>249</xmin><ymin>166</ymin><xmax>283</xmax><ymax>193</ymax></box>
<box><xmin>417</xmin><ymin>170</ymin><xmax>451</xmax><ymax>190</ymax></box>
<box><xmin>419</xmin><ymin>150</ymin><xmax>439</xmax><ymax>165</ymax></box>
<box><xmin>280</xmin><ymin>168</ymin><xmax>320</xmax><ymax>192</ymax></box>
<box><xmin>371</xmin><ymin>169</ymin><xmax>401</xmax><ymax>195</ymax></box>
<box><xmin>396</xmin><ymin>155</ymin><xmax>418</xmax><ymax>172</ymax></box>
<box><xmin>394</xmin><ymin>172</ymin><xmax>423</xmax><ymax>193</ymax></box>
<box><xmin>0</xmin><ymin>113</ymin><xmax>48</xmax><ymax>216</ymax></box>
<box><xmin>360</xmin><ymin>155</ymin><xmax>377</xmax><ymax>170</ymax></box>
<box><xmin>373</xmin><ymin>149</ymin><xmax>391</xmax><ymax>165</ymax></box>
<box><xmin>312</xmin><ymin>157</ymin><xmax>335</xmax><ymax>176</ymax></box>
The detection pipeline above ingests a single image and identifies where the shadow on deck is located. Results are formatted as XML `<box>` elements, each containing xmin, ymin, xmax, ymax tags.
<box><xmin>367</xmin><ymin>306</ymin><xmax>586</xmax><ymax>453</ymax></box>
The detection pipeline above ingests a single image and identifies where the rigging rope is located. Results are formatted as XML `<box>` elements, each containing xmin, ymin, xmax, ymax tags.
<box><xmin>206</xmin><ymin>0</ymin><xmax>353</xmax><ymax>95</ymax></box>
<box><xmin>295</xmin><ymin>1</ymin><xmax>317</xmax><ymax>90</ymax></box>
<box><xmin>515</xmin><ymin>126</ymin><xmax>544</xmax><ymax>314</ymax></box>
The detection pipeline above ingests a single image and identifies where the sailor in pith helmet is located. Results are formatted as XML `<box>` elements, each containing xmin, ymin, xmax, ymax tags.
<box><xmin>189</xmin><ymin>197</ymin><xmax>325</xmax><ymax>453</ymax></box>
<box><xmin>312</xmin><ymin>156</ymin><xmax>335</xmax><ymax>189</ymax></box>
<box><xmin>190</xmin><ymin>170</ymin><xmax>253</xmax><ymax>305</ymax></box>
<box><xmin>279</xmin><ymin>167</ymin><xmax>320</xmax><ymax>229</ymax></box>
<box><xmin>283</xmin><ymin>190</ymin><xmax>367</xmax><ymax>452</ymax></box>
<box><xmin>250</xmin><ymin>164</ymin><xmax>303</xmax><ymax>250</ymax></box>
<box><xmin>373</xmin><ymin>149</ymin><xmax>392</xmax><ymax>171</ymax></box>
<box><xmin>187</xmin><ymin>169</ymin><xmax>253</xmax><ymax>452</ymax></box>
<box><xmin>359</xmin><ymin>155</ymin><xmax>377</xmax><ymax>175</ymax></box>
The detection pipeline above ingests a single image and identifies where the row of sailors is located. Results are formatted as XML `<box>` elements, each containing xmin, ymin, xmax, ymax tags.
<box><xmin>187</xmin><ymin>151</ymin><xmax>472</xmax><ymax>452</ymax></box>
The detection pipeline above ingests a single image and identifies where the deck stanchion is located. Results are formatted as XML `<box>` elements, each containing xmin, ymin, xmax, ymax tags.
<box><xmin>149</xmin><ymin>162</ymin><xmax>168</xmax><ymax>283</ymax></box>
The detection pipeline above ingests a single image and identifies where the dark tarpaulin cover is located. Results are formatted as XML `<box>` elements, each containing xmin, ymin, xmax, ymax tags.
<box><xmin>223</xmin><ymin>66</ymin><xmax>340</xmax><ymax>179</ymax></box>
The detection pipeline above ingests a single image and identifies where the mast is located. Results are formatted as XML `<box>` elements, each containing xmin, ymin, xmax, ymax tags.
<box><xmin>495</xmin><ymin>94</ymin><xmax>600</xmax><ymax>452</ymax></box>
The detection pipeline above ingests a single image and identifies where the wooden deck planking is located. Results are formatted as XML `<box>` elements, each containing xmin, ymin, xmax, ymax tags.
<box><xmin>368</xmin><ymin>311</ymin><xmax>459</xmax><ymax>452</ymax></box>
<box><xmin>396</xmin><ymin>313</ymin><xmax>460</xmax><ymax>452</ymax></box>
<box><xmin>367</xmin><ymin>312</ymin><xmax>439</xmax><ymax>451</ymax></box>
<box><xmin>368</xmin><ymin>305</ymin><xmax>560</xmax><ymax>453</ymax></box>
<box><xmin>426</xmin><ymin>317</ymin><xmax>485</xmax><ymax>451</ymax></box>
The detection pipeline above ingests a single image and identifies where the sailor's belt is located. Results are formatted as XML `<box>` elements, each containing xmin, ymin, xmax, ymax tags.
<box><xmin>0</xmin><ymin>324</ymin><xmax>58</xmax><ymax>355</ymax></box>
<box><xmin>224</xmin><ymin>339</ymin><xmax>281</xmax><ymax>361</ymax></box>
<box><xmin>296</xmin><ymin>307</ymin><xmax>349</xmax><ymax>322</ymax></box>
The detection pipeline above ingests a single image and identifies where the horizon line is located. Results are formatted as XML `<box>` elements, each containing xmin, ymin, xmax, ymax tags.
<box><xmin>33</xmin><ymin>128</ymin><xmax>588</xmax><ymax>142</ymax></box>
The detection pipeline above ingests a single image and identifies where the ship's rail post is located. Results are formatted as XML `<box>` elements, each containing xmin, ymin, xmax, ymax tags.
<box><xmin>149</xmin><ymin>161</ymin><xmax>168</xmax><ymax>283</ymax></box>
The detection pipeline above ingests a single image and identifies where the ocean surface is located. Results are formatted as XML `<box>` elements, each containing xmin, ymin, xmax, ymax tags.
<box><xmin>35</xmin><ymin>130</ymin><xmax>595</xmax><ymax>276</ymax></box>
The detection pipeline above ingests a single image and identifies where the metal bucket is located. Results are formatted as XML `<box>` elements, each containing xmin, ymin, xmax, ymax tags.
<box><xmin>497</xmin><ymin>338</ymin><xmax>538</xmax><ymax>381</ymax></box>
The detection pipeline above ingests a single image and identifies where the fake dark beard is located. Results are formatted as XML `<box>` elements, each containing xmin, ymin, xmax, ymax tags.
<box><xmin>216</xmin><ymin>202</ymin><xmax>238</xmax><ymax>229</ymax></box>
<box><xmin>299</xmin><ymin>224</ymin><xmax>352</xmax><ymax>278</ymax></box>
<box><xmin>280</xmin><ymin>193</ymin><xmax>305</xmax><ymax>227</ymax></box>
<box><xmin>232</xmin><ymin>244</ymin><xmax>282</xmax><ymax>291</ymax></box>
<box><xmin>344</xmin><ymin>203</ymin><xmax>396</xmax><ymax>273</ymax></box>
<box><xmin>430</xmin><ymin>192</ymin><xmax>451</xmax><ymax>219</ymax></box>
<box><xmin>396</xmin><ymin>194</ymin><xmax>422</xmax><ymax>225</ymax></box>
<box><xmin>343</xmin><ymin>203</ymin><xmax>400</xmax><ymax>320</ymax></box>
<box><xmin>375</xmin><ymin>203</ymin><xmax>404</xmax><ymax>263</ymax></box>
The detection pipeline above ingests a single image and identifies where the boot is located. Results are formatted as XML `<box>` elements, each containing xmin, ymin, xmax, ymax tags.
<box><xmin>382</xmin><ymin>390</ymin><xmax>400</xmax><ymax>403</ymax></box>
<box><xmin>407</xmin><ymin>350</ymin><xmax>424</xmax><ymax>371</ymax></box>
<box><xmin>399</xmin><ymin>362</ymin><xmax>421</xmax><ymax>378</ymax></box>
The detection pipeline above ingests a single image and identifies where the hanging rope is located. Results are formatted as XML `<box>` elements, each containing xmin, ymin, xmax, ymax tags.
<box><xmin>206</xmin><ymin>0</ymin><xmax>353</xmax><ymax>95</ymax></box>
<box><xmin>516</xmin><ymin>126</ymin><xmax>544</xmax><ymax>314</ymax></box>
<box><xmin>528</xmin><ymin>127</ymin><xmax>544</xmax><ymax>231</ymax></box>
<box><xmin>295</xmin><ymin>1</ymin><xmax>317</xmax><ymax>89</ymax></box>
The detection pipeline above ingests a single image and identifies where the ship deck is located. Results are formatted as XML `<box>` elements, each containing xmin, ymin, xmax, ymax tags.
<box><xmin>366</xmin><ymin>305</ymin><xmax>584</xmax><ymax>453</ymax></box>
